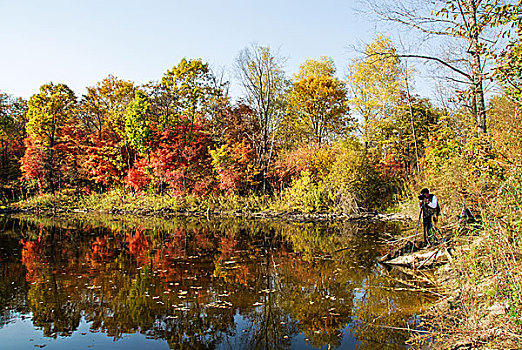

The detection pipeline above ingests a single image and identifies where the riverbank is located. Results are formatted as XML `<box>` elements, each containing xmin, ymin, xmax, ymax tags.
<box><xmin>409</xmin><ymin>230</ymin><xmax>522</xmax><ymax>349</ymax></box>
<box><xmin>6</xmin><ymin>191</ymin><xmax>414</xmax><ymax>223</ymax></box>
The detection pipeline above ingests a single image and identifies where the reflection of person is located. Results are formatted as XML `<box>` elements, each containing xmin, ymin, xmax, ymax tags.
<box><xmin>418</xmin><ymin>188</ymin><xmax>438</xmax><ymax>245</ymax></box>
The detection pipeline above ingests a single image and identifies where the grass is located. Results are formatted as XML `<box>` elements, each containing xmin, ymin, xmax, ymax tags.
<box><xmin>13</xmin><ymin>190</ymin><xmax>274</xmax><ymax>215</ymax></box>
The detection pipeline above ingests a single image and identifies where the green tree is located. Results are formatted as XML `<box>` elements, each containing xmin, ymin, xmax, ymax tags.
<box><xmin>493</xmin><ymin>2</ymin><xmax>522</xmax><ymax>104</ymax></box>
<box><xmin>285</xmin><ymin>57</ymin><xmax>351</xmax><ymax>145</ymax></box>
<box><xmin>125</xmin><ymin>91</ymin><xmax>152</xmax><ymax>158</ymax></box>
<box><xmin>0</xmin><ymin>93</ymin><xmax>27</xmax><ymax>183</ymax></box>
<box><xmin>25</xmin><ymin>83</ymin><xmax>76</xmax><ymax>193</ymax></box>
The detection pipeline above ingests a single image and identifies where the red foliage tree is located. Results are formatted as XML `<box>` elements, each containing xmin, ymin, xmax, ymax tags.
<box><xmin>20</xmin><ymin>137</ymin><xmax>47</xmax><ymax>191</ymax></box>
<box><xmin>21</xmin><ymin>121</ymin><xmax>84</xmax><ymax>193</ymax></box>
<box><xmin>82</xmin><ymin>131</ymin><xmax>129</xmax><ymax>188</ymax></box>
<box><xmin>125</xmin><ymin>157</ymin><xmax>151</xmax><ymax>193</ymax></box>
<box><xmin>144</xmin><ymin>116</ymin><xmax>214</xmax><ymax>196</ymax></box>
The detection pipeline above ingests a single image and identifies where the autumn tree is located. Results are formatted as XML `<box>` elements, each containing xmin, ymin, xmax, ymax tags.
<box><xmin>22</xmin><ymin>83</ymin><xmax>77</xmax><ymax>193</ymax></box>
<box><xmin>78</xmin><ymin>75</ymin><xmax>136</xmax><ymax>188</ymax></box>
<box><xmin>365</xmin><ymin>0</ymin><xmax>517</xmax><ymax>135</ymax></box>
<box><xmin>210</xmin><ymin>103</ymin><xmax>259</xmax><ymax>193</ymax></box>
<box><xmin>127</xmin><ymin>116</ymin><xmax>214</xmax><ymax>196</ymax></box>
<box><xmin>497</xmin><ymin>41</ymin><xmax>522</xmax><ymax>104</ymax></box>
<box><xmin>149</xmin><ymin>58</ymin><xmax>225</xmax><ymax>127</ymax></box>
<box><xmin>492</xmin><ymin>1</ymin><xmax>522</xmax><ymax>104</ymax></box>
<box><xmin>80</xmin><ymin>75</ymin><xmax>136</xmax><ymax>137</ymax></box>
<box><xmin>285</xmin><ymin>57</ymin><xmax>351</xmax><ymax>145</ymax></box>
<box><xmin>235</xmin><ymin>44</ymin><xmax>288</xmax><ymax>191</ymax></box>
<box><xmin>348</xmin><ymin>36</ymin><xmax>403</xmax><ymax>150</ymax></box>
<box><xmin>376</xmin><ymin>94</ymin><xmax>440</xmax><ymax>175</ymax></box>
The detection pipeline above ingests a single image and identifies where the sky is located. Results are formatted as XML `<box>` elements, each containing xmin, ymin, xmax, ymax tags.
<box><xmin>0</xmin><ymin>0</ymin><xmax>378</xmax><ymax>100</ymax></box>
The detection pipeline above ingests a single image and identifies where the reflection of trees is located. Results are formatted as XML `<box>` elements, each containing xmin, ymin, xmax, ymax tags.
<box><xmin>21</xmin><ymin>226</ymin><xmax>83</xmax><ymax>337</ymax></box>
<box><xmin>2</xmin><ymin>214</ymin><xmax>431</xmax><ymax>349</ymax></box>
<box><xmin>232</xmin><ymin>241</ymin><xmax>298</xmax><ymax>350</ymax></box>
<box><xmin>279</xmin><ymin>257</ymin><xmax>354</xmax><ymax>348</ymax></box>
<box><xmin>28</xmin><ymin>275</ymin><xmax>81</xmax><ymax>337</ymax></box>
<box><xmin>0</xmin><ymin>232</ymin><xmax>29</xmax><ymax>329</ymax></box>
<box><xmin>351</xmin><ymin>267</ymin><xmax>434</xmax><ymax>350</ymax></box>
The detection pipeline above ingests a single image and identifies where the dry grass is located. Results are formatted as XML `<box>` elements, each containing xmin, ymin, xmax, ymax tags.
<box><xmin>409</xmin><ymin>168</ymin><xmax>522</xmax><ymax>349</ymax></box>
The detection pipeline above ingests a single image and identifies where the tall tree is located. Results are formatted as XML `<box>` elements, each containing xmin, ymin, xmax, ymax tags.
<box><xmin>365</xmin><ymin>0</ymin><xmax>516</xmax><ymax>135</ymax></box>
<box><xmin>286</xmin><ymin>57</ymin><xmax>351</xmax><ymax>145</ymax></box>
<box><xmin>150</xmin><ymin>58</ymin><xmax>225</xmax><ymax>127</ymax></box>
<box><xmin>235</xmin><ymin>44</ymin><xmax>287</xmax><ymax>190</ymax></box>
<box><xmin>78</xmin><ymin>75</ymin><xmax>136</xmax><ymax>187</ymax></box>
<box><xmin>348</xmin><ymin>36</ymin><xmax>404</xmax><ymax>150</ymax></box>
<box><xmin>80</xmin><ymin>75</ymin><xmax>136</xmax><ymax>137</ymax></box>
<box><xmin>125</xmin><ymin>90</ymin><xmax>152</xmax><ymax>159</ymax></box>
<box><xmin>23</xmin><ymin>83</ymin><xmax>77</xmax><ymax>193</ymax></box>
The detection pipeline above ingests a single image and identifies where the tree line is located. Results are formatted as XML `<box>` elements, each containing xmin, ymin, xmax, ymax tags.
<box><xmin>1</xmin><ymin>0</ymin><xmax>521</xmax><ymax>212</ymax></box>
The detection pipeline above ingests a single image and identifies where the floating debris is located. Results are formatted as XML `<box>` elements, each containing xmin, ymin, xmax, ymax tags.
<box><xmin>258</xmin><ymin>289</ymin><xmax>276</xmax><ymax>294</ymax></box>
<box><xmin>207</xmin><ymin>300</ymin><xmax>232</xmax><ymax>309</ymax></box>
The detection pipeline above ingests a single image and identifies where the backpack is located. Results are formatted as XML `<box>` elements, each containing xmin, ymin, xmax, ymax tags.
<box><xmin>429</xmin><ymin>194</ymin><xmax>441</xmax><ymax>221</ymax></box>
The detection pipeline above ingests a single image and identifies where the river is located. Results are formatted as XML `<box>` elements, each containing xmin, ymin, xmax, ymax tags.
<box><xmin>0</xmin><ymin>213</ymin><xmax>434</xmax><ymax>349</ymax></box>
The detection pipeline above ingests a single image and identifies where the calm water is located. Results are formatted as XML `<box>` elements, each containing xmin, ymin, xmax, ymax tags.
<box><xmin>0</xmin><ymin>214</ymin><xmax>434</xmax><ymax>349</ymax></box>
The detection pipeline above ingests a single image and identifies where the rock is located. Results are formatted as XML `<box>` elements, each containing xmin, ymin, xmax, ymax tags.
<box><xmin>488</xmin><ymin>301</ymin><xmax>507</xmax><ymax>316</ymax></box>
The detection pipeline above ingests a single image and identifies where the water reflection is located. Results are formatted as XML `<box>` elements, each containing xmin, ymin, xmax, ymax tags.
<box><xmin>0</xmin><ymin>214</ymin><xmax>434</xmax><ymax>349</ymax></box>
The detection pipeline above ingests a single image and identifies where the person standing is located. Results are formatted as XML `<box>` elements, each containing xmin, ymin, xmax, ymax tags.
<box><xmin>419</xmin><ymin>188</ymin><xmax>439</xmax><ymax>245</ymax></box>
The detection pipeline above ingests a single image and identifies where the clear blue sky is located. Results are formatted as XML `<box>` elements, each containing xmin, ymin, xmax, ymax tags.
<box><xmin>0</xmin><ymin>0</ymin><xmax>377</xmax><ymax>100</ymax></box>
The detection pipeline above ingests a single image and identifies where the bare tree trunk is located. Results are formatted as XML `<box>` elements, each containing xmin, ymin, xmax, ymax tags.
<box><xmin>404</xmin><ymin>65</ymin><xmax>421</xmax><ymax>174</ymax></box>
<box><xmin>466</xmin><ymin>0</ymin><xmax>487</xmax><ymax>135</ymax></box>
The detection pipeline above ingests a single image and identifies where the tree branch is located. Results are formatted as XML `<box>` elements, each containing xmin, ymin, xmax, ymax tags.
<box><xmin>397</xmin><ymin>54</ymin><xmax>472</xmax><ymax>80</ymax></box>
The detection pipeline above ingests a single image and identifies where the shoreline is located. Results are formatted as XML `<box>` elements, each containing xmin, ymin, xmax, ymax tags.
<box><xmin>2</xmin><ymin>206</ymin><xmax>413</xmax><ymax>223</ymax></box>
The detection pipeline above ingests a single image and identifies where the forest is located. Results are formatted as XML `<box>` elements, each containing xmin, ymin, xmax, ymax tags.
<box><xmin>1</xmin><ymin>0</ymin><xmax>522</xmax><ymax>347</ymax></box>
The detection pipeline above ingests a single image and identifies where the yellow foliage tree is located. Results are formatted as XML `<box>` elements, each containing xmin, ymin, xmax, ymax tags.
<box><xmin>285</xmin><ymin>57</ymin><xmax>351</xmax><ymax>146</ymax></box>
<box><xmin>347</xmin><ymin>36</ymin><xmax>404</xmax><ymax>149</ymax></box>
